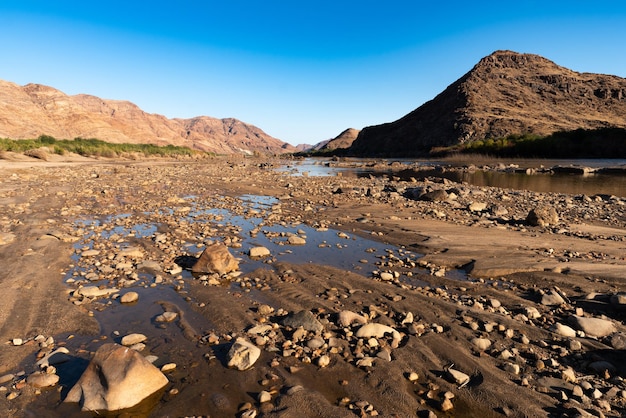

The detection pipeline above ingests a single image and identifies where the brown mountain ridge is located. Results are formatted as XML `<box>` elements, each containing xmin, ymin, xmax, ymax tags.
<box><xmin>0</xmin><ymin>80</ymin><xmax>295</xmax><ymax>155</ymax></box>
<box><xmin>349</xmin><ymin>50</ymin><xmax>626</xmax><ymax>157</ymax></box>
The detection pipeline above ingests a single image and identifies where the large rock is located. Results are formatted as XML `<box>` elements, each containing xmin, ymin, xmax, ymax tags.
<box><xmin>281</xmin><ymin>310</ymin><xmax>324</xmax><ymax>333</ymax></box>
<box><xmin>191</xmin><ymin>243</ymin><xmax>239</xmax><ymax>275</ymax></box>
<box><xmin>65</xmin><ymin>343</ymin><xmax>168</xmax><ymax>412</ymax></box>
<box><xmin>227</xmin><ymin>338</ymin><xmax>261</xmax><ymax>371</ymax></box>
<box><xmin>526</xmin><ymin>207</ymin><xmax>559</xmax><ymax>227</ymax></box>
<box><xmin>541</xmin><ymin>290</ymin><xmax>565</xmax><ymax>306</ymax></box>
<box><xmin>568</xmin><ymin>315</ymin><xmax>616</xmax><ymax>337</ymax></box>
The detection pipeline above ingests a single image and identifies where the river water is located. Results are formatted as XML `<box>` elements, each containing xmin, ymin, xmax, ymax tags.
<box><xmin>279</xmin><ymin>158</ymin><xmax>626</xmax><ymax>197</ymax></box>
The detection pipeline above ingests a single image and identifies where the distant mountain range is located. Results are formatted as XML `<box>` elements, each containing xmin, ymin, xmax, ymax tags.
<box><xmin>0</xmin><ymin>80</ymin><xmax>295</xmax><ymax>155</ymax></box>
<box><xmin>3</xmin><ymin>50</ymin><xmax>626</xmax><ymax>157</ymax></box>
<box><xmin>348</xmin><ymin>50</ymin><xmax>626</xmax><ymax>157</ymax></box>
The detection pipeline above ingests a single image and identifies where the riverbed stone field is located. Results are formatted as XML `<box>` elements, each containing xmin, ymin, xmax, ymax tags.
<box><xmin>0</xmin><ymin>156</ymin><xmax>625</xmax><ymax>417</ymax></box>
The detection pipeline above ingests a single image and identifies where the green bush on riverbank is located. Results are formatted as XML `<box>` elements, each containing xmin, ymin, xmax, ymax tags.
<box><xmin>0</xmin><ymin>135</ymin><xmax>197</xmax><ymax>158</ymax></box>
<box><xmin>435</xmin><ymin>128</ymin><xmax>626</xmax><ymax>158</ymax></box>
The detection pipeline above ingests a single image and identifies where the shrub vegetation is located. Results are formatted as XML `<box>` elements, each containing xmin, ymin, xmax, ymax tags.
<box><xmin>0</xmin><ymin>135</ymin><xmax>197</xmax><ymax>158</ymax></box>
<box><xmin>434</xmin><ymin>128</ymin><xmax>626</xmax><ymax>158</ymax></box>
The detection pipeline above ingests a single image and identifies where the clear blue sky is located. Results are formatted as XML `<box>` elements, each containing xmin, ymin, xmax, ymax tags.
<box><xmin>2</xmin><ymin>1</ymin><xmax>626</xmax><ymax>145</ymax></box>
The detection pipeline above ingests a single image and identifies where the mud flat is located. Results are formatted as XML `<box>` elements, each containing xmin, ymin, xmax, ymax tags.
<box><xmin>0</xmin><ymin>156</ymin><xmax>625</xmax><ymax>417</ymax></box>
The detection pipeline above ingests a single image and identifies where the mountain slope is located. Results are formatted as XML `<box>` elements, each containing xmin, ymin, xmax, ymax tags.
<box><xmin>319</xmin><ymin>128</ymin><xmax>360</xmax><ymax>151</ymax></box>
<box><xmin>349</xmin><ymin>50</ymin><xmax>626</xmax><ymax>157</ymax></box>
<box><xmin>0</xmin><ymin>80</ymin><xmax>295</xmax><ymax>154</ymax></box>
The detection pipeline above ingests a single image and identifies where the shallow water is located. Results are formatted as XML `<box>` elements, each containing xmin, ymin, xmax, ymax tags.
<box><xmin>281</xmin><ymin>158</ymin><xmax>626</xmax><ymax>197</ymax></box>
<box><xmin>65</xmin><ymin>193</ymin><xmax>463</xmax><ymax>345</ymax></box>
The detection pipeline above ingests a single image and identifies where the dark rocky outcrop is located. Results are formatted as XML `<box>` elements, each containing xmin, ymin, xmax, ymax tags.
<box><xmin>349</xmin><ymin>50</ymin><xmax>626</xmax><ymax>157</ymax></box>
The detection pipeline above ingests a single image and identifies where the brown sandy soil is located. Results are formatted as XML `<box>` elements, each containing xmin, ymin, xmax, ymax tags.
<box><xmin>0</xmin><ymin>157</ymin><xmax>624</xmax><ymax>417</ymax></box>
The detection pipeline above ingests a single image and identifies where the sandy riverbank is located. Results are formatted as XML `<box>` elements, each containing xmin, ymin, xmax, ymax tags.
<box><xmin>0</xmin><ymin>157</ymin><xmax>624</xmax><ymax>417</ymax></box>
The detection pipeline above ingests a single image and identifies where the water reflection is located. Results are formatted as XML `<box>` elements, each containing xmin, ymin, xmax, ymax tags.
<box><xmin>281</xmin><ymin>158</ymin><xmax>626</xmax><ymax>197</ymax></box>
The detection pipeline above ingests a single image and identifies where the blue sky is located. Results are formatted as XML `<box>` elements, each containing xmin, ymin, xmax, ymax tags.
<box><xmin>2</xmin><ymin>1</ymin><xmax>626</xmax><ymax>145</ymax></box>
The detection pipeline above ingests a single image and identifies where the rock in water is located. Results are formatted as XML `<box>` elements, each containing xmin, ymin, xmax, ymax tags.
<box><xmin>249</xmin><ymin>246</ymin><xmax>271</xmax><ymax>258</ymax></box>
<box><xmin>227</xmin><ymin>338</ymin><xmax>261</xmax><ymax>371</ymax></box>
<box><xmin>64</xmin><ymin>343</ymin><xmax>168</xmax><ymax>412</ymax></box>
<box><xmin>191</xmin><ymin>243</ymin><xmax>239</xmax><ymax>275</ymax></box>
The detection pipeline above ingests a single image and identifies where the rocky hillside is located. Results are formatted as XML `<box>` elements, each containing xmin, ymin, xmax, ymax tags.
<box><xmin>0</xmin><ymin>80</ymin><xmax>295</xmax><ymax>155</ymax></box>
<box><xmin>319</xmin><ymin>128</ymin><xmax>360</xmax><ymax>151</ymax></box>
<box><xmin>350</xmin><ymin>50</ymin><xmax>626</xmax><ymax>157</ymax></box>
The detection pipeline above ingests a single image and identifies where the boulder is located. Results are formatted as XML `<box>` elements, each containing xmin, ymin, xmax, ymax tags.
<box><xmin>337</xmin><ymin>310</ymin><xmax>368</xmax><ymax>327</ymax></box>
<box><xmin>553</xmin><ymin>323</ymin><xmax>577</xmax><ymax>337</ymax></box>
<box><xmin>27</xmin><ymin>371</ymin><xmax>59</xmax><ymax>388</ymax></box>
<box><xmin>65</xmin><ymin>343</ymin><xmax>168</xmax><ymax>411</ymax></box>
<box><xmin>541</xmin><ymin>290</ymin><xmax>565</xmax><ymax>306</ymax></box>
<box><xmin>568</xmin><ymin>315</ymin><xmax>616</xmax><ymax>337</ymax></box>
<box><xmin>609</xmin><ymin>333</ymin><xmax>626</xmax><ymax>350</ymax></box>
<box><xmin>526</xmin><ymin>207</ymin><xmax>559</xmax><ymax>227</ymax></box>
<box><xmin>419</xmin><ymin>189</ymin><xmax>448</xmax><ymax>202</ymax></box>
<box><xmin>191</xmin><ymin>243</ymin><xmax>239</xmax><ymax>275</ymax></box>
<box><xmin>281</xmin><ymin>310</ymin><xmax>324</xmax><ymax>333</ymax></box>
<box><xmin>227</xmin><ymin>338</ymin><xmax>261</xmax><ymax>371</ymax></box>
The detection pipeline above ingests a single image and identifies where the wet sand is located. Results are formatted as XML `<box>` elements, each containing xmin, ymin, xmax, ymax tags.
<box><xmin>0</xmin><ymin>156</ymin><xmax>625</xmax><ymax>417</ymax></box>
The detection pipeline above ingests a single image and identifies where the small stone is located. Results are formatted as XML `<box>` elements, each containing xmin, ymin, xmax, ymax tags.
<box><xmin>156</xmin><ymin>311</ymin><xmax>178</xmax><ymax>322</ymax></box>
<box><xmin>553</xmin><ymin>323</ymin><xmax>577</xmax><ymax>337</ymax></box>
<box><xmin>287</xmin><ymin>236</ymin><xmax>306</xmax><ymax>245</ymax></box>
<box><xmin>440</xmin><ymin>398</ymin><xmax>454</xmax><ymax>412</ymax></box>
<box><xmin>120</xmin><ymin>292</ymin><xmax>139</xmax><ymax>304</ymax></box>
<box><xmin>407</xmin><ymin>372</ymin><xmax>419</xmax><ymax>382</ymax></box>
<box><xmin>541</xmin><ymin>290</ymin><xmax>565</xmax><ymax>306</ymax></box>
<box><xmin>468</xmin><ymin>202</ymin><xmax>487</xmax><ymax>212</ymax></box>
<box><xmin>471</xmin><ymin>337</ymin><xmax>492</xmax><ymax>351</ymax></box>
<box><xmin>12</xmin><ymin>338</ymin><xmax>23</xmax><ymax>346</ymax></box>
<box><xmin>317</xmin><ymin>355</ymin><xmax>330</xmax><ymax>368</ymax></box>
<box><xmin>121</xmin><ymin>333</ymin><xmax>147</xmax><ymax>346</ymax></box>
<box><xmin>562</xmin><ymin>367</ymin><xmax>577</xmax><ymax>383</ymax></box>
<box><xmin>160</xmin><ymin>363</ymin><xmax>176</xmax><ymax>372</ymax></box>
<box><xmin>258</xmin><ymin>390</ymin><xmax>272</xmax><ymax>403</ymax></box>
<box><xmin>249</xmin><ymin>246</ymin><xmax>271</xmax><ymax>258</ymax></box>
<box><xmin>572</xmin><ymin>385</ymin><xmax>584</xmax><ymax>398</ymax></box>
<box><xmin>27</xmin><ymin>371</ymin><xmax>59</xmax><ymax>388</ymax></box>
<box><xmin>447</xmin><ymin>367</ymin><xmax>470</xmax><ymax>386</ymax></box>
<box><xmin>227</xmin><ymin>338</ymin><xmax>261</xmax><ymax>371</ymax></box>
<box><xmin>503</xmin><ymin>363</ymin><xmax>520</xmax><ymax>375</ymax></box>
<box><xmin>0</xmin><ymin>374</ymin><xmax>15</xmax><ymax>385</ymax></box>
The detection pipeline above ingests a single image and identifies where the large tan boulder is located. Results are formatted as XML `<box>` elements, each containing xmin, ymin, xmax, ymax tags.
<box><xmin>191</xmin><ymin>242</ymin><xmax>239</xmax><ymax>275</ymax></box>
<box><xmin>65</xmin><ymin>343</ymin><xmax>168</xmax><ymax>412</ymax></box>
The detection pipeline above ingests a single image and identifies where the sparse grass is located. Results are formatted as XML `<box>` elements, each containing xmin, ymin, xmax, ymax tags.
<box><xmin>0</xmin><ymin>135</ymin><xmax>200</xmax><ymax>158</ymax></box>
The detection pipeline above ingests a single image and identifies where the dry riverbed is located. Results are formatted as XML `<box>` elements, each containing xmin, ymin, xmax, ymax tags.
<box><xmin>0</xmin><ymin>155</ymin><xmax>625</xmax><ymax>417</ymax></box>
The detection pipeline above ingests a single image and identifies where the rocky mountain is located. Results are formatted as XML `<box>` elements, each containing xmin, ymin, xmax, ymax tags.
<box><xmin>349</xmin><ymin>50</ymin><xmax>626</xmax><ymax>157</ymax></box>
<box><xmin>319</xmin><ymin>128</ymin><xmax>360</xmax><ymax>151</ymax></box>
<box><xmin>0</xmin><ymin>80</ymin><xmax>295</xmax><ymax>155</ymax></box>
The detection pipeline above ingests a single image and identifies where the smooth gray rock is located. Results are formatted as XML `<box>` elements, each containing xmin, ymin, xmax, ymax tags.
<box><xmin>568</xmin><ymin>315</ymin><xmax>616</xmax><ymax>337</ymax></box>
<box><xmin>281</xmin><ymin>310</ymin><xmax>324</xmax><ymax>333</ymax></box>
